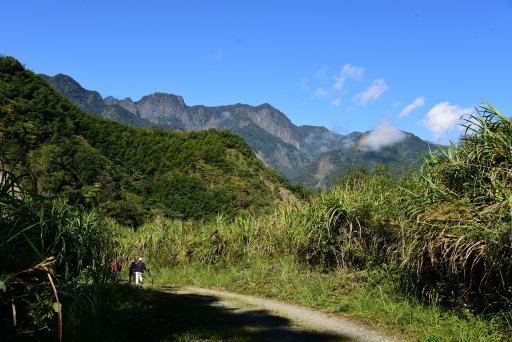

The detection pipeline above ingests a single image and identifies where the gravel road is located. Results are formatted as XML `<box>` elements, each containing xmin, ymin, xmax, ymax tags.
<box><xmin>163</xmin><ymin>285</ymin><xmax>402</xmax><ymax>342</ymax></box>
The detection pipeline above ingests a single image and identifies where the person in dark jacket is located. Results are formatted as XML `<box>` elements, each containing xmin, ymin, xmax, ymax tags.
<box><xmin>134</xmin><ymin>258</ymin><xmax>146</xmax><ymax>285</ymax></box>
<box><xmin>128</xmin><ymin>258</ymin><xmax>136</xmax><ymax>283</ymax></box>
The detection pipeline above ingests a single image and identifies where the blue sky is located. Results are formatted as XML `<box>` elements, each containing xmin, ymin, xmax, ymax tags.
<box><xmin>1</xmin><ymin>0</ymin><xmax>511</xmax><ymax>143</ymax></box>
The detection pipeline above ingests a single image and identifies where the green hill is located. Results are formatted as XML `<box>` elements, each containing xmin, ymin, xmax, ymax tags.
<box><xmin>0</xmin><ymin>56</ymin><xmax>299</xmax><ymax>225</ymax></box>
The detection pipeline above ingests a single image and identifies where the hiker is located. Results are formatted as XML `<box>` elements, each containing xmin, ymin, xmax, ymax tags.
<box><xmin>110</xmin><ymin>259</ymin><xmax>122</xmax><ymax>281</ymax></box>
<box><xmin>128</xmin><ymin>258</ymin><xmax>136</xmax><ymax>283</ymax></box>
<box><xmin>134</xmin><ymin>257</ymin><xmax>146</xmax><ymax>285</ymax></box>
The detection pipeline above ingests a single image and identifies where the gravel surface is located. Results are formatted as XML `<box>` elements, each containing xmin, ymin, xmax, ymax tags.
<box><xmin>165</xmin><ymin>285</ymin><xmax>402</xmax><ymax>342</ymax></box>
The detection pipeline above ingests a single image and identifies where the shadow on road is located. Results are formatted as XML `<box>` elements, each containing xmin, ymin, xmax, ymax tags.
<box><xmin>107</xmin><ymin>284</ymin><xmax>352</xmax><ymax>341</ymax></box>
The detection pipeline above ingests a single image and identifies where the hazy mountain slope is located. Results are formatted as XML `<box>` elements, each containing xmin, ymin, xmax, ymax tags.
<box><xmin>1</xmin><ymin>56</ymin><xmax>298</xmax><ymax>225</ymax></box>
<box><xmin>297</xmin><ymin>125</ymin><xmax>362</xmax><ymax>159</ymax></box>
<box><xmin>292</xmin><ymin>132</ymin><xmax>433</xmax><ymax>188</ymax></box>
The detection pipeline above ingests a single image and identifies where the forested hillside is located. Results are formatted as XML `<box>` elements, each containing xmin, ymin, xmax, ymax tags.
<box><xmin>0</xmin><ymin>57</ymin><xmax>300</xmax><ymax>225</ymax></box>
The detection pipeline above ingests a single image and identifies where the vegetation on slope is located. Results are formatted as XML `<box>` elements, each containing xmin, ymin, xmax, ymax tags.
<box><xmin>0</xmin><ymin>56</ymin><xmax>300</xmax><ymax>225</ymax></box>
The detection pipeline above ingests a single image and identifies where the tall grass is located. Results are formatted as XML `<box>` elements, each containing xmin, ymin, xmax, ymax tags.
<box><xmin>294</xmin><ymin>171</ymin><xmax>401</xmax><ymax>270</ymax></box>
<box><xmin>115</xmin><ymin>170</ymin><xmax>402</xmax><ymax>271</ymax></box>
<box><xmin>399</xmin><ymin>104</ymin><xmax>512</xmax><ymax>311</ymax></box>
<box><xmin>0</xmin><ymin>166</ymin><xmax>116</xmax><ymax>339</ymax></box>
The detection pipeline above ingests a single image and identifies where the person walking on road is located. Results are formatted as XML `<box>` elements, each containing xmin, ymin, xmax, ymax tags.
<box><xmin>110</xmin><ymin>259</ymin><xmax>122</xmax><ymax>281</ymax></box>
<box><xmin>128</xmin><ymin>258</ymin><xmax>136</xmax><ymax>283</ymax></box>
<box><xmin>134</xmin><ymin>257</ymin><xmax>146</xmax><ymax>285</ymax></box>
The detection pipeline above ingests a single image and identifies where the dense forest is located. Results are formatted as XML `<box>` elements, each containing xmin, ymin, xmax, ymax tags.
<box><xmin>0</xmin><ymin>56</ymin><xmax>302</xmax><ymax>226</ymax></box>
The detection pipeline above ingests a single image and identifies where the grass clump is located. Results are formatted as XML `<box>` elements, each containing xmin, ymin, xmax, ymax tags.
<box><xmin>295</xmin><ymin>171</ymin><xmax>400</xmax><ymax>270</ymax></box>
<box><xmin>0</xmin><ymin>166</ymin><xmax>118</xmax><ymax>340</ymax></box>
<box><xmin>399</xmin><ymin>104</ymin><xmax>512</xmax><ymax>311</ymax></box>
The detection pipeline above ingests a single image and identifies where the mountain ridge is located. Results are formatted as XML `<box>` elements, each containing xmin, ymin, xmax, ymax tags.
<box><xmin>42</xmin><ymin>73</ymin><xmax>437</xmax><ymax>188</ymax></box>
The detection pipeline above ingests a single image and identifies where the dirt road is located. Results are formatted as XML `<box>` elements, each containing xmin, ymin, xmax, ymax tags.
<box><xmin>162</xmin><ymin>285</ymin><xmax>401</xmax><ymax>342</ymax></box>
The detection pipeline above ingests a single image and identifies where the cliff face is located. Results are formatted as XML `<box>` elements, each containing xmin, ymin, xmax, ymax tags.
<box><xmin>244</xmin><ymin>104</ymin><xmax>301</xmax><ymax>148</ymax></box>
<box><xmin>104</xmin><ymin>96</ymin><xmax>139</xmax><ymax>116</ymax></box>
<box><xmin>109</xmin><ymin>97</ymin><xmax>303</xmax><ymax>148</ymax></box>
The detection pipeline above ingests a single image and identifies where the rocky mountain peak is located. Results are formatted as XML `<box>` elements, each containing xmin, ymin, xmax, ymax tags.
<box><xmin>245</xmin><ymin>103</ymin><xmax>300</xmax><ymax>148</ymax></box>
<box><xmin>133</xmin><ymin>92</ymin><xmax>188</xmax><ymax>123</ymax></box>
<box><xmin>104</xmin><ymin>96</ymin><xmax>139</xmax><ymax>116</ymax></box>
<box><xmin>52</xmin><ymin>73</ymin><xmax>80</xmax><ymax>84</ymax></box>
<box><xmin>43</xmin><ymin>73</ymin><xmax>105</xmax><ymax>116</ymax></box>
<box><xmin>103</xmin><ymin>96</ymin><xmax>116</xmax><ymax>105</ymax></box>
<box><xmin>141</xmin><ymin>92</ymin><xmax>186</xmax><ymax>107</ymax></box>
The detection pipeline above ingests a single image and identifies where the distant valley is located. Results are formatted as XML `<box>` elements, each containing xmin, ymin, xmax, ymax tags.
<box><xmin>42</xmin><ymin>74</ymin><xmax>436</xmax><ymax>188</ymax></box>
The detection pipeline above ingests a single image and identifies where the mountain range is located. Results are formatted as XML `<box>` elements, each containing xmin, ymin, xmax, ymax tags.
<box><xmin>42</xmin><ymin>74</ymin><xmax>436</xmax><ymax>188</ymax></box>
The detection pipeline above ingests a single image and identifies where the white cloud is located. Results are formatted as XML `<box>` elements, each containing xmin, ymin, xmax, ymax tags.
<box><xmin>333</xmin><ymin>64</ymin><xmax>364</xmax><ymax>91</ymax></box>
<box><xmin>333</xmin><ymin>78</ymin><xmax>344</xmax><ymax>92</ymax></box>
<box><xmin>361</xmin><ymin>122</ymin><xmax>407</xmax><ymax>151</ymax></box>
<box><xmin>342</xmin><ymin>64</ymin><xmax>364</xmax><ymax>79</ymax></box>
<box><xmin>331</xmin><ymin>97</ymin><xmax>342</xmax><ymax>107</ymax></box>
<box><xmin>399</xmin><ymin>96</ymin><xmax>426</xmax><ymax>117</ymax></box>
<box><xmin>314</xmin><ymin>87</ymin><xmax>328</xmax><ymax>98</ymax></box>
<box><xmin>207</xmin><ymin>49</ymin><xmax>223</xmax><ymax>61</ymax></box>
<box><xmin>298</xmin><ymin>77</ymin><xmax>310</xmax><ymax>91</ymax></box>
<box><xmin>315</xmin><ymin>66</ymin><xmax>329</xmax><ymax>80</ymax></box>
<box><xmin>342</xmin><ymin>138</ymin><xmax>355</xmax><ymax>149</ymax></box>
<box><xmin>422</xmin><ymin>102</ymin><xmax>473</xmax><ymax>137</ymax></box>
<box><xmin>353</xmin><ymin>79</ymin><xmax>388</xmax><ymax>105</ymax></box>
